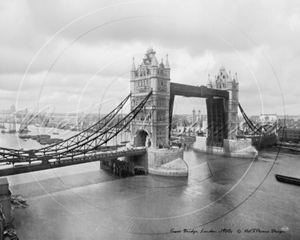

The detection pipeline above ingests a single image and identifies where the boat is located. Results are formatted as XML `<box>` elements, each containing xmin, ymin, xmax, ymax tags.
<box><xmin>275</xmin><ymin>174</ymin><xmax>300</xmax><ymax>186</ymax></box>
<box><xmin>39</xmin><ymin>139</ymin><xmax>48</xmax><ymax>145</ymax></box>
<box><xmin>19</xmin><ymin>134</ymin><xmax>27</xmax><ymax>139</ymax></box>
<box><xmin>276</xmin><ymin>142</ymin><xmax>300</xmax><ymax>148</ymax></box>
<box><xmin>237</xmin><ymin>118</ymin><xmax>279</xmax><ymax>149</ymax></box>
<box><xmin>0</xmin><ymin>122</ymin><xmax>5</xmax><ymax>129</ymax></box>
<box><xmin>290</xmin><ymin>148</ymin><xmax>300</xmax><ymax>153</ymax></box>
<box><xmin>38</xmin><ymin>134</ymin><xmax>51</xmax><ymax>139</ymax></box>
<box><xmin>19</xmin><ymin>114</ymin><xmax>31</xmax><ymax>133</ymax></box>
<box><xmin>8</xmin><ymin>120</ymin><xmax>17</xmax><ymax>134</ymax></box>
<box><xmin>19</xmin><ymin>129</ymin><xmax>29</xmax><ymax>134</ymax></box>
<box><xmin>30</xmin><ymin>135</ymin><xmax>38</xmax><ymax>140</ymax></box>
<box><xmin>237</xmin><ymin>133</ymin><xmax>277</xmax><ymax>149</ymax></box>
<box><xmin>46</xmin><ymin>138</ymin><xmax>63</xmax><ymax>144</ymax></box>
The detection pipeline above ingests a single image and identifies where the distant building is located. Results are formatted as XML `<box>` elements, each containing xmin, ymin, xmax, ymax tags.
<box><xmin>10</xmin><ymin>104</ymin><xmax>16</xmax><ymax>114</ymax></box>
<box><xmin>277</xmin><ymin>116</ymin><xmax>300</xmax><ymax>128</ymax></box>
<box><xmin>250</xmin><ymin>115</ymin><xmax>260</xmax><ymax>123</ymax></box>
<box><xmin>278</xmin><ymin>127</ymin><xmax>300</xmax><ymax>143</ymax></box>
<box><xmin>185</xmin><ymin>115</ymin><xmax>193</xmax><ymax>123</ymax></box>
<box><xmin>259</xmin><ymin>114</ymin><xmax>277</xmax><ymax>124</ymax></box>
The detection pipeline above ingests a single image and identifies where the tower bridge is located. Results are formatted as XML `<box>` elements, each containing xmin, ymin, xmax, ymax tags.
<box><xmin>0</xmin><ymin>47</ymin><xmax>257</xmax><ymax>177</ymax></box>
<box><xmin>130</xmin><ymin>48</ymin><xmax>256</xmax><ymax>170</ymax></box>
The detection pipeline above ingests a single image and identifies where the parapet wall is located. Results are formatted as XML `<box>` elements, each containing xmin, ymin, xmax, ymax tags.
<box><xmin>147</xmin><ymin>148</ymin><xmax>184</xmax><ymax>168</ymax></box>
<box><xmin>223</xmin><ymin>139</ymin><xmax>252</xmax><ymax>153</ymax></box>
<box><xmin>193</xmin><ymin>136</ymin><xmax>207</xmax><ymax>152</ymax></box>
<box><xmin>193</xmin><ymin>136</ymin><xmax>258</xmax><ymax>158</ymax></box>
<box><xmin>147</xmin><ymin>148</ymin><xmax>187</xmax><ymax>177</ymax></box>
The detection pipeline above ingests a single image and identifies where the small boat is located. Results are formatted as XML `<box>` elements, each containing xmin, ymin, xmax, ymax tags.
<box><xmin>19</xmin><ymin>134</ymin><xmax>27</xmax><ymax>139</ymax></box>
<box><xmin>275</xmin><ymin>174</ymin><xmax>300</xmax><ymax>186</ymax></box>
<box><xmin>238</xmin><ymin>133</ymin><xmax>277</xmax><ymax>149</ymax></box>
<box><xmin>46</xmin><ymin>138</ymin><xmax>63</xmax><ymax>144</ymax></box>
<box><xmin>39</xmin><ymin>134</ymin><xmax>51</xmax><ymax>139</ymax></box>
<box><xmin>290</xmin><ymin>148</ymin><xmax>300</xmax><ymax>153</ymax></box>
<box><xmin>39</xmin><ymin>139</ymin><xmax>48</xmax><ymax>145</ymax></box>
<box><xmin>30</xmin><ymin>135</ymin><xmax>38</xmax><ymax>140</ymax></box>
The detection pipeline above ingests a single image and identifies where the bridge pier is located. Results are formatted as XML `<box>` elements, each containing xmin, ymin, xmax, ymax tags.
<box><xmin>129</xmin><ymin>50</ymin><xmax>258</xmax><ymax>176</ymax></box>
<box><xmin>0</xmin><ymin>178</ymin><xmax>11</xmax><ymax>229</ymax></box>
<box><xmin>193</xmin><ymin>136</ymin><xmax>257</xmax><ymax>158</ymax></box>
<box><xmin>147</xmin><ymin>148</ymin><xmax>188</xmax><ymax>177</ymax></box>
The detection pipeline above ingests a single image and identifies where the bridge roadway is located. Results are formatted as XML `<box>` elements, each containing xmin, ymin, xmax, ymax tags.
<box><xmin>0</xmin><ymin>147</ymin><xmax>146</xmax><ymax>176</ymax></box>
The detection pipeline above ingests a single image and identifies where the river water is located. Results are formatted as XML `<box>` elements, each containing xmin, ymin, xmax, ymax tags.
<box><xmin>0</xmin><ymin>126</ymin><xmax>299</xmax><ymax>239</ymax></box>
<box><xmin>0</xmin><ymin>123</ymin><xmax>130</xmax><ymax>150</ymax></box>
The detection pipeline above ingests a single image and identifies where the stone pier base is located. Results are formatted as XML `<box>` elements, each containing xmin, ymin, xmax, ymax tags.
<box><xmin>193</xmin><ymin>136</ymin><xmax>258</xmax><ymax>158</ymax></box>
<box><xmin>147</xmin><ymin>148</ymin><xmax>188</xmax><ymax>177</ymax></box>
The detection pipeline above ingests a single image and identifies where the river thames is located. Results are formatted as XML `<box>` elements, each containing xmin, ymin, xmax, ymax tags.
<box><xmin>0</xmin><ymin>126</ymin><xmax>299</xmax><ymax>239</ymax></box>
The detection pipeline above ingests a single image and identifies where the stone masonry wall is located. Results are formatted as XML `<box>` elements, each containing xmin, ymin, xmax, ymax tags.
<box><xmin>192</xmin><ymin>136</ymin><xmax>207</xmax><ymax>152</ymax></box>
<box><xmin>223</xmin><ymin>139</ymin><xmax>252</xmax><ymax>153</ymax></box>
<box><xmin>147</xmin><ymin>148</ymin><xmax>183</xmax><ymax>168</ymax></box>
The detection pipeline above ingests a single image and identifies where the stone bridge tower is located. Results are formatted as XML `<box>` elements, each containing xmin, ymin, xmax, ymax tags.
<box><xmin>207</xmin><ymin>66</ymin><xmax>239</xmax><ymax>142</ymax></box>
<box><xmin>130</xmin><ymin>47</ymin><xmax>171</xmax><ymax>148</ymax></box>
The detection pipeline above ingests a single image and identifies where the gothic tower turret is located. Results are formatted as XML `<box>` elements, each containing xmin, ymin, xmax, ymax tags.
<box><xmin>192</xmin><ymin>109</ymin><xmax>196</xmax><ymax>124</ymax></box>
<box><xmin>130</xmin><ymin>47</ymin><xmax>171</xmax><ymax>148</ymax></box>
<box><xmin>208</xmin><ymin>66</ymin><xmax>239</xmax><ymax>140</ymax></box>
<box><xmin>198</xmin><ymin>110</ymin><xmax>201</xmax><ymax>127</ymax></box>
<box><xmin>207</xmin><ymin>74</ymin><xmax>212</xmax><ymax>88</ymax></box>
<box><xmin>131</xmin><ymin>58</ymin><xmax>136</xmax><ymax>79</ymax></box>
<box><xmin>218</xmin><ymin>67</ymin><xmax>239</xmax><ymax>139</ymax></box>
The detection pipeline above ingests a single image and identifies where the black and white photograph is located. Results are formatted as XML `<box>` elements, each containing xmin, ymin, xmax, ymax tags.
<box><xmin>0</xmin><ymin>0</ymin><xmax>299</xmax><ymax>239</ymax></box>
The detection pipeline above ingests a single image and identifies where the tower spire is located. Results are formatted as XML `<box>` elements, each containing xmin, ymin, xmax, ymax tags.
<box><xmin>228</xmin><ymin>70</ymin><xmax>232</xmax><ymax>82</ymax></box>
<box><xmin>131</xmin><ymin>57</ymin><xmax>136</xmax><ymax>71</ymax></box>
<box><xmin>151</xmin><ymin>54</ymin><xmax>158</xmax><ymax>66</ymax></box>
<box><xmin>207</xmin><ymin>74</ymin><xmax>212</xmax><ymax>88</ymax></box>
<box><xmin>165</xmin><ymin>54</ymin><xmax>170</xmax><ymax>69</ymax></box>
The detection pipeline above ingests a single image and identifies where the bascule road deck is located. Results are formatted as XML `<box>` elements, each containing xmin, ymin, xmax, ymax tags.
<box><xmin>0</xmin><ymin>147</ymin><xmax>147</xmax><ymax>176</ymax></box>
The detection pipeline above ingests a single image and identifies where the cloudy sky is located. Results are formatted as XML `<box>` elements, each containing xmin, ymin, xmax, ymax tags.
<box><xmin>0</xmin><ymin>0</ymin><xmax>299</xmax><ymax>117</ymax></box>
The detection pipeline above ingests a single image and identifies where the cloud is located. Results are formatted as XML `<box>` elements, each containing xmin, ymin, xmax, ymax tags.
<box><xmin>0</xmin><ymin>0</ymin><xmax>299</xmax><ymax>116</ymax></box>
